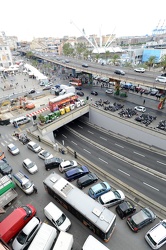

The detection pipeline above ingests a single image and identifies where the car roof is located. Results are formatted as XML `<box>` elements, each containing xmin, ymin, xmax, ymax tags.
<box><xmin>119</xmin><ymin>201</ymin><xmax>134</xmax><ymax>211</ymax></box>
<box><xmin>22</xmin><ymin>217</ymin><xmax>40</xmax><ymax>235</ymax></box>
<box><xmin>149</xmin><ymin>221</ymin><xmax>166</xmax><ymax>242</ymax></box>
<box><xmin>91</xmin><ymin>182</ymin><xmax>109</xmax><ymax>192</ymax></box>
<box><xmin>23</xmin><ymin>158</ymin><xmax>32</xmax><ymax>164</ymax></box>
<box><xmin>100</xmin><ymin>191</ymin><xmax>116</xmax><ymax>202</ymax></box>
<box><xmin>28</xmin><ymin>141</ymin><xmax>36</xmax><ymax>146</ymax></box>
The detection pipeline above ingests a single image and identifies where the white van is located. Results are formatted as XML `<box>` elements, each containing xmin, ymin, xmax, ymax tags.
<box><xmin>12</xmin><ymin>116</ymin><xmax>31</xmax><ymax>126</ymax></box>
<box><xmin>82</xmin><ymin>235</ymin><xmax>110</xmax><ymax>250</ymax></box>
<box><xmin>44</xmin><ymin>202</ymin><xmax>71</xmax><ymax>232</ymax></box>
<box><xmin>52</xmin><ymin>231</ymin><xmax>74</xmax><ymax>250</ymax></box>
<box><xmin>28</xmin><ymin>223</ymin><xmax>57</xmax><ymax>250</ymax></box>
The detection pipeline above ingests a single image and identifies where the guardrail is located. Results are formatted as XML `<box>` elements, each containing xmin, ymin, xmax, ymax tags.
<box><xmin>67</xmin><ymin>146</ymin><xmax>166</xmax><ymax>219</ymax></box>
<box><xmin>27</xmin><ymin>126</ymin><xmax>166</xmax><ymax>219</ymax></box>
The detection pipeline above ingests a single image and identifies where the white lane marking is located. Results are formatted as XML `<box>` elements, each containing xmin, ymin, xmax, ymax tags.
<box><xmin>143</xmin><ymin>182</ymin><xmax>159</xmax><ymax>191</ymax></box>
<box><xmin>13</xmin><ymin>137</ymin><xmax>18</xmax><ymax>141</ymax></box>
<box><xmin>133</xmin><ymin>151</ymin><xmax>145</xmax><ymax>157</ymax></box>
<box><xmin>9</xmin><ymin>138</ymin><xmax>12</xmax><ymax>141</ymax></box>
<box><xmin>115</xmin><ymin>143</ymin><xmax>124</xmax><ymax>148</ymax></box>
<box><xmin>157</xmin><ymin>161</ymin><xmax>166</xmax><ymax>166</ymax></box>
<box><xmin>62</xmin><ymin>134</ymin><xmax>67</xmax><ymax>138</ymax></box>
<box><xmin>100</xmin><ymin>137</ymin><xmax>107</xmax><ymax>141</ymax></box>
<box><xmin>83</xmin><ymin>149</ymin><xmax>91</xmax><ymax>154</ymax></box>
<box><xmin>78</xmin><ymin>125</ymin><xmax>83</xmax><ymax>129</ymax></box>
<box><xmin>88</xmin><ymin>130</ymin><xmax>94</xmax><ymax>134</ymax></box>
<box><xmin>118</xmin><ymin>169</ymin><xmax>130</xmax><ymax>176</ymax></box>
<box><xmin>98</xmin><ymin>158</ymin><xmax>108</xmax><ymax>164</ymax></box>
<box><xmin>1</xmin><ymin>143</ymin><xmax>5</xmax><ymax>146</ymax></box>
<box><xmin>4</xmin><ymin>140</ymin><xmax>8</xmax><ymax>144</ymax></box>
<box><xmin>71</xmin><ymin>141</ymin><xmax>77</xmax><ymax>145</ymax></box>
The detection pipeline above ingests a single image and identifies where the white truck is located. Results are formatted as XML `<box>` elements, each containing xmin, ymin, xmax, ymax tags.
<box><xmin>0</xmin><ymin>175</ymin><xmax>18</xmax><ymax>208</ymax></box>
<box><xmin>12</xmin><ymin>171</ymin><xmax>34</xmax><ymax>194</ymax></box>
<box><xmin>57</xmin><ymin>85</ymin><xmax>75</xmax><ymax>95</ymax></box>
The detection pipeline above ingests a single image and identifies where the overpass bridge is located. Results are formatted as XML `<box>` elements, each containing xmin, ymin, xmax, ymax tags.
<box><xmin>19</xmin><ymin>51</ymin><xmax>166</xmax><ymax>91</ymax></box>
<box><xmin>37</xmin><ymin>104</ymin><xmax>89</xmax><ymax>136</ymax></box>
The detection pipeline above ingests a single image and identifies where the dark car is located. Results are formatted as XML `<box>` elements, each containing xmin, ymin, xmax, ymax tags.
<box><xmin>65</xmin><ymin>166</ymin><xmax>89</xmax><ymax>182</ymax></box>
<box><xmin>114</xmin><ymin>69</ymin><xmax>125</xmax><ymax>75</ymax></box>
<box><xmin>82</xmin><ymin>64</ymin><xmax>88</xmax><ymax>68</ymax></box>
<box><xmin>156</xmin><ymin>92</ymin><xmax>162</xmax><ymax>98</ymax></box>
<box><xmin>116</xmin><ymin>201</ymin><xmax>136</xmax><ymax>219</ymax></box>
<box><xmin>44</xmin><ymin>157</ymin><xmax>64</xmax><ymax>171</ymax></box>
<box><xmin>77</xmin><ymin>173</ymin><xmax>98</xmax><ymax>189</ymax></box>
<box><xmin>76</xmin><ymin>91</ymin><xmax>84</xmax><ymax>96</ymax></box>
<box><xmin>127</xmin><ymin>207</ymin><xmax>156</xmax><ymax>232</ymax></box>
<box><xmin>28</xmin><ymin>89</ymin><xmax>36</xmax><ymax>94</ymax></box>
<box><xmin>75</xmin><ymin>86</ymin><xmax>82</xmax><ymax>90</ymax></box>
<box><xmin>161</xmin><ymin>73</ymin><xmax>166</xmax><ymax>77</ymax></box>
<box><xmin>91</xmin><ymin>91</ymin><xmax>98</xmax><ymax>96</ymax></box>
<box><xmin>0</xmin><ymin>160</ymin><xmax>12</xmax><ymax>175</ymax></box>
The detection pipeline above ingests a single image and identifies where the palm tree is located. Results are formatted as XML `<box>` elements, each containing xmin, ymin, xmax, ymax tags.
<box><xmin>160</xmin><ymin>55</ymin><xmax>166</xmax><ymax>71</ymax></box>
<box><xmin>112</xmin><ymin>54</ymin><xmax>120</xmax><ymax>65</ymax></box>
<box><xmin>146</xmin><ymin>56</ymin><xmax>156</xmax><ymax>70</ymax></box>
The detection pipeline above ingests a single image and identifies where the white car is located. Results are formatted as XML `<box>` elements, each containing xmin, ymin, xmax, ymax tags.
<box><xmin>38</xmin><ymin>150</ymin><xmax>53</xmax><ymax>160</ymax></box>
<box><xmin>134</xmin><ymin>106</ymin><xmax>146</xmax><ymax>112</ymax></box>
<box><xmin>105</xmin><ymin>89</ymin><xmax>113</xmax><ymax>94</ymax></box>
<box><xmin>156</xmin><ymin>76</ymin><xmax>166</xmax><ymax>83</ymax></box>
<box><xmin>27</xmin><ymin>141</ymin><xmax>41</xmax><ymax>153</ymax></box>
<box><xmin>22</xmin><ymin>158</ymin><xmax>38</xmax><ymax>174</ymax></box>
<box><xmin>12</xmin><ymin>217</ymin><xmax>42</xmax><ymax>250</ymax></box>
<box><xmin>134</xmin><ymin>68</ymin><xmax>145</xmax><ymax>73</ymax></box>
<box><xmin>145</xmin><ymin>219</ymin><xmax>166</xmax><ymax>249</ymax></box>
<box><xmin>7</xmin><ymin>143</ymin><xmax>20</xmax><ymax>155</ymax></box>
<box><xmin>98</xmin><ymin>190</ymin><xmax>125</xmax><ymax>207</ymax></box>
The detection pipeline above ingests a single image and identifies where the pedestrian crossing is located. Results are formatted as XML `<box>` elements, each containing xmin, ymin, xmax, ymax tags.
<box><xmin>0</xmin><ymin>134</ymin><xmax>18</xmax><ymax>148</ymax></box>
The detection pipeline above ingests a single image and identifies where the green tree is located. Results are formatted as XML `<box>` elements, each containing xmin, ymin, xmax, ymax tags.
<box><xmin>112</xmin><ymin>54</ymin><xmax>120</xmax><ymax>65</ymax></box>
<box><xmin>146</xmin><ymin>56</ymin><xmax>156</xmax><ymax>70</ymax></box>
<box><xmin>26</xmin><ymin>51</ymin><xmax>34</xmax><ymax>59</ymax></box>
<box><xmin>105</xmin><ymin>50</ymin><xmax>110</xmax><ymax>62</ymax></box>
<box><xmin>75</xmin><ymin>43</ymin><xmax>87</xmax><ymax>58</ymax></box>
<box><xmin>63</xmin><ymin>43</ymin><xmax>74</xmax><ymax>56</ymax></box>
<box><xmin>160</xmin><ymin>54</ymin><xmax>166</xmax><ymax>71</ymax></box>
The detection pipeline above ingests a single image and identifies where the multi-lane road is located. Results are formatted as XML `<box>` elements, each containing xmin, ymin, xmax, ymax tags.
<box><xmin>0</xmin><ymin>124</ymin><xmax>163</xmax><ymax>250</ymax></box>
<box><xmin>32</xmin><ymin>53</ymin><xmax>166</xmax><ymax>89</ymax></box>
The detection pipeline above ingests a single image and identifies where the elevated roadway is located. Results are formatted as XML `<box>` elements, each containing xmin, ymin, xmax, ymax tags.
<box><xmin>20</xmin><ymin>51</ymin><xmax>166</xmax><ymax>90</ymax></box>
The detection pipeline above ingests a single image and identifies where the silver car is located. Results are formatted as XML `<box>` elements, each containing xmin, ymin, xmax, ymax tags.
<box><xmin>27</xmin><ymin>141</ymin><xmax>41</xmax><ymax>153</ymax></box>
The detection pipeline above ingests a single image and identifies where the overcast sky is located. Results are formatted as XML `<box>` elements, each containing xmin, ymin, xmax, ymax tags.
<box><xmin>1</xmin><ymin>0</ymin><xmax>166</xmax><ymax>41</ymax></box>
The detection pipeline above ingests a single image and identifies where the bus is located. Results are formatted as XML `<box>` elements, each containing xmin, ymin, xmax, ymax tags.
<box><xmin>43</xmin><ymin>173</ymin><xmax>116</xmax><ymax>242</ymax></box>
<box><xmin>49</xmin><ymin>93</ymin><xmax>78</xmax><ymax>112</ymax></box>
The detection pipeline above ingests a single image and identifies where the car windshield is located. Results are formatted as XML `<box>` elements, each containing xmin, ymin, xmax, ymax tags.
<box><xmin>162</xmin><ymin>221</ymin><xmax>166</xmax><ymax>228</ymax></box>
<box><xmin>42</xmin><ymin>151</ymin><xmax>50</xmax><ymax>157</ymax></box>
<box><xmin>70</xmin><ymin>160</ymin><xmax>74</xmax><ymax>166</ymax></box>
<box><xmin>23</xmin><ymin>180</ymin><xmax>33</xmax><ymax>189</ymax></box>
<box><xmin>0</xmin><ymin>163</ymin><xmax>8</xmax><ymax>170</ymax></box>
<box><xmin>17</xmin><ymin>231</ymin><xmax>27</xmax><ymax>244</ymax></box>
<box><xmin>33</xmin><ymin>144</ymin><xmax>39</xmax><ymax>149</ymax></box>
<box><xmin>11</xmin><ymin>145</ymin><xmax>17</xmax><ymax>150</ymax></box>
<box><xmin>142</xmin><ymin>208</ymin><xmax>152</xmax><ymax>218</ymax></box>
<box><xmin>56</xmin><ymin>214</ymin><xmax>66</xmax><ymax>226</ymax></box>
<box><xmin>114</xmin><ymin>191</ymin><xmax>121</xmax><ymax>199</ymax></box>
<box><xmin>27</xmin><ymin>162</ymin><xmax>35</xmax><ymax>168</ymax></box>
<box><xmin>101</xmin><ymin>183</ymin><xmax>107</xmax><ymax>189</ymax></box>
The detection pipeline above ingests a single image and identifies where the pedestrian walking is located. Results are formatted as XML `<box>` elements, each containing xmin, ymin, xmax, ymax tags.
<box><xmin>33</xmin><ymin>186</ymin><xmax>38</xmax><ymax>193</ymax></box>
<box><xmin>143</xmin><ymin>99</ymin><xmax>145</xmax><ymax>105</ymax></box>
